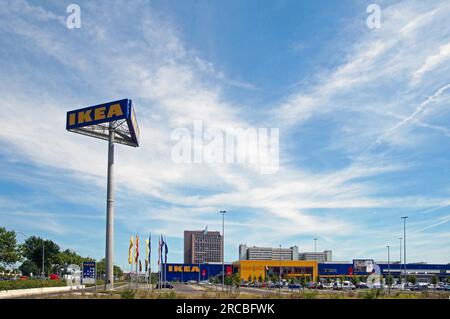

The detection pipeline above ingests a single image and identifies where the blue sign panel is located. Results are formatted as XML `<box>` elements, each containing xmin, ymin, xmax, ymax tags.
<box><xmin>66</xmin><ymin>99</ymin><xmax>130</xmax><ymax>130</ymax></box>
<box><xmin>66</xmin><ymin>99</ymin><xmax>139</xmax><ymax>147</ymax></box>
<box><xmin>82</xmin><ymin>261</ymin><xmax>96</xmax><ymax>279</ymax></box>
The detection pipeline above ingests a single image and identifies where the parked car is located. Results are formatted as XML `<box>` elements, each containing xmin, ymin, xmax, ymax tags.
<box><xmin>322</xmin><ymin>282</ymin><xmax>334</xmax><ymax>289</ymax></box>
<box><xmin>269</xmin><ymin>282</ymin><xmax>283</xmax><ymax>289</ymax></box>
<box><xmin>333</xmin><ymin>281</ymin><xmax>356</xmax><ymax>290</ymax></box>
<box><xmin>436</xmin><ymin>283</ymin><xmax>450</xmax><ymax>291</ymax></box>
<box><xmin>356</xmin><ymin>282</ymin><xmax>369</xmax><ymax>289</ymax></box>
<box><xmin>307</xmin><ymin>282</ymin><xmax>324</xmax><ymax>289</ymax></box>
<box><xmin>288</xmin><ymin>283</ymin><xmax>302</xmax><ymax>289</ymax></box>
<box><xmin>409</xmin><ymin>284</ymin><xmax>428</xmax><ymax>291</ymax></box>
<box><xmin>156</xmin><ymin>281</ymin><xmax>174</xmax><ymax>289</ymax></box>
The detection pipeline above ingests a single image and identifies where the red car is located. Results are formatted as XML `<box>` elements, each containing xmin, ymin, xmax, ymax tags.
<box><xmin>49</xmin><ymin>274</ymin><xmax>60</xmax><ymax>280</ymax></box>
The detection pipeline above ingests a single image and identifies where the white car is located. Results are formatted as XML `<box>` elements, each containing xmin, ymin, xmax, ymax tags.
<box><xmin>322</xmin><ymin>282</ymin><xmax>334</xmax><ymax>289</ymax></box>
<box><xmin>333</xmin><ymin>281</ymin><xmax>356</xmax><ymax>290</ymax></box>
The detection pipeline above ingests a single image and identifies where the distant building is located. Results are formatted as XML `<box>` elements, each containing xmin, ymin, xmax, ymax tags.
<box><xmin>239</xmin><ymin>244</ymin><xmax>299</xmax><ymax>261</ymax></box>
<box><xmin>299</xmin><ymin>250</ymin><xmax>332</xmax><ymax>263</ymax></box>
<box><xmin>184</xmin><ymin>230</ymin><xmax>222</xmax><ymax>264</ymax></box>
<box><xmin>239</xmin><ymin>244</ymin><xmax>332</xmax><ymax>262</ymax></box>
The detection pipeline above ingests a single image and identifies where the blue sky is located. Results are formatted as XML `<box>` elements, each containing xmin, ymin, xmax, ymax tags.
<box><xmin>1</xmin><ymin>0</ymin><xmax>450</xmax><ymax>271</ymax></box>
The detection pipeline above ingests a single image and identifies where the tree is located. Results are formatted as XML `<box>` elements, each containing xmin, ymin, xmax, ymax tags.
<box><xmin>258</xmin><ymin>274</ymin><xmax>263</xmax><ymax>283</ymax></box>
<box><xmin>386</xmin><ymin>274</ymin><xmax>394</xmax><ymax>286</ymax></box>
<box><xmin>289</xmin><ymin>278</ymin><xmax>294</xmax><ymax>291</ymax></box>
<box><xmin>0</xmin><ymin>227</ymin><xmax>21</xmax><ymax>268</ymax></box>
<box><xmin>247</xmin><ymin>274</ymin><xmax>252</xmax><ymax>283</ymax></box>
<box><xmin>431</xmin><ymin>274</ymin><xmax>438</xmax><ymax>288</ymax></box>
<box><xmin>351</xmin><ymin>275</ymin><xmax>360</xmax><ymax>285</ymax></box>
<box><xmin>407</xmin><ymin>275</ymin><xmax>417</xmax><ymax>285</ymax></box>
<box><xmin>96</xmin><ymin>258</ymin><xmax>123</xmax><ymax>278</ymax></box>
<box><xmin>232</xmin><ymin>273</ymin><xmax>241</xmax><ymax>293</ymax></box>
<box><xmin>224</xmin><ymin>275</ymin><xmax>233</xmax><ymax>293</ymax></box>
<box><xmin>19</xmin><ymin>260</ymin><xmax>39</xmax><ymax>276</ymax></box>
<box><xmin>21</xmin><ymin>236</ymin><xmax>60</xmax><ymax>275</ymax></box>
<box><xmin>56</xmin><ymin>249</ymin><xmax>88</xmax><ymax>267</ymax></box>
<box><xmin>300</xmin><ymin>276</ymin><xmax>306</xmax><ymax>287</ymax></box>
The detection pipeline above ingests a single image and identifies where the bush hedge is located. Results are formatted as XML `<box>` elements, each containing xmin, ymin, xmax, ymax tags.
<box><xmin>0</xmin><ymin>279</ymin><xmax>66</xmax><ymax>291</ymax></box>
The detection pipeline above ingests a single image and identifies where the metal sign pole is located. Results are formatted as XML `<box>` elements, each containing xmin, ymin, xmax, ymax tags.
<box><xmin>67</xmin><ymin>99</ymin><xmax>140</xmax><ymax>291</ymax></box>
<box><xmin>105</xmin><ymin>122</ymin><xmax>115</xmax><ymax>290</ymax></box>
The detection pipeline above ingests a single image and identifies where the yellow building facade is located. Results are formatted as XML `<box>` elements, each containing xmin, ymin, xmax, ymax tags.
<box><xmin>233</xmin><ymin>260</ymin><xmax>318</xmax><ymax>281</ymax></box>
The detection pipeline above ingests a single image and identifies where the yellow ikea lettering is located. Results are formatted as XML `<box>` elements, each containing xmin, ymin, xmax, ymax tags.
<box><xmin>183</xmin><ymin>266</ymin><xmax>190</xmax><ymax>272</ymax></box>
<box><xmin>94</xmin><ymin>106</ymin><xmax>106</xmax><ymax>120</ymax></box>
<box><xmin>107</xmin><ymin>103</ymin><xmax>123</xmax><ymax>118</ymax></box>
<box><xmin>168</xmin><ymin>266</ymin><xmax>173</xmax><ymax>272</ymax></box>
<box><xmin>78</xmin><ymin>110</ymin><xmax>92</xmax><ymax>124</ymax></box>
<box><xmin>69</xmin><ymin>113</ymin><xmax>76</xmax><ymax>126</ymax></box>
<box><xmin>191</xmin><ymin>266</ymin><xmax>199</xmax><ymax>272</ymax></box>
<box><xmin>174</xmin><ymin>266</ymin><xmax>183</xmax><ymax>272</ymax></box>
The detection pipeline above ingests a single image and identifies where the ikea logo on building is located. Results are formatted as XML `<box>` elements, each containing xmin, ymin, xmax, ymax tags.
<box><xmin>168</xmin><ymin>265</ymin><xmax>200</xmax><ymax>273</ymax></box>
<box><xmin>66</xmin><ymin>99</ymin><xmax>130</xmax><ymax>130</ymax></box>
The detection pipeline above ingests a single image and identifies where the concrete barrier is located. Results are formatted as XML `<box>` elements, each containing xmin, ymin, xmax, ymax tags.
<box><xmin>0</xmin><ymin>285</ymin><xmax>85</xmax><ymax>299</ymax></box>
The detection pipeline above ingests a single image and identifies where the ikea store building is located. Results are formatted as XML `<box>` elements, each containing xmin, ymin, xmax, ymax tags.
<box><xmin>164</xmin><ymin>260</ymin><xmax>450</xmax><ymax>283</ymax></box>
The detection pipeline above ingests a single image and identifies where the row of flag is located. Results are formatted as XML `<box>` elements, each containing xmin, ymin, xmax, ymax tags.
<box><xmin>128</xmin><ymin>234</ymin><xmax>168</xmax><ymax>273</ymax></box>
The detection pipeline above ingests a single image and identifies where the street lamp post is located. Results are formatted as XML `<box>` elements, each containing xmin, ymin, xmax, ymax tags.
<box><xmin>314</xmin><ymin>238</ymin><xmax>318</xmax><ymax>283</ymax></box>
<box><xmin>42</xmin><ymin>243</ymin><xmax>45</xmax><ymax>277</ymax></box>
<box><xmin>220</xmin><ymin>210</ymin><xmax>226</xmax><ymax>292</ymax></box>
<box><xmin>279</xmin><ymin>244</ymin><xmax>282</xmax><ymax>295</ymax></box>
<box><xmin>387</xmin><ymin>245</ymin><xmax>390</xmax><ymax>295</ymax></box>
<box><xmin>401</xmin><ymin>217</ymin><xmax>408</xmax><ymax>285</ymax></box>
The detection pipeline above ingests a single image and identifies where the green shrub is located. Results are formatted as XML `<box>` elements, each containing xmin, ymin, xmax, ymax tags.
<box><xmin>363</xmin><ymin>289</ymin><xmax>378</xmax><ymax>299</ymax></box>
<box><xmin>300</xmin><ymin>290</ymin><xmax>318</xmax><ymax>299</ymax></box>
<box><xmin>120</xmin><ymin>288</ymin><xmax>136</xmax><ymax>299</ymax></box>
<box><xmin>0</xmin><ymin>279</ymin><xmax>66</xmax><ymax>291</ymax></box>
<box><xmin>156</xmin><ymin>290</ymin><xmax>177</xmax><ymax>299</ymax></box>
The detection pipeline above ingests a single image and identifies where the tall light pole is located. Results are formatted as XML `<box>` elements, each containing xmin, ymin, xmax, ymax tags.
<box><xmin>386</xmin><ymin>245</ymin><xmax>390</xmax><ymax>295</ymax></box>
<box><xmin>314</xmin><ymin>238</ymin><xmax>317</xmax><ymax>282</ymax></box>
<box><xmin>401</xmin><ymin>216</ymin><xmax>408</xmax><ymax>285</ymax></box>
<box><xmin>398</xmin><ymin>237</ymin><xmax>402</xmax><ymax>265</ymax></box>
<box><xmin>279</xmin><ymin>244</ymin><xmax>282</xmax><ymax>295</ymax></box>
<box><xmin>314</xmin><ymin>239</ymin><xmax>317</xmax><ymax>260</ymax></box>
<box><xmin>220</xmin><ymin>210</ymin><xmax>226</xmax><ymax>292</ymax></box>
<box><xmin>105</xmin><ymin>122</ymin><xmax>115</xmax><ymax>290</ymax></box>
<box><xmin>42</xmin><ymin>243</ymin><xmax>45</xmax><ymax>277</ymax></box>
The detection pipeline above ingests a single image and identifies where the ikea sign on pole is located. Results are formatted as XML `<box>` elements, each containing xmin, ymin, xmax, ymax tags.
<box><xmin>66</xmin><ymin>98</ymin><xmax>139</xmax><ymax>147</ymax></box>
<box><xmin>66</xmin><ymin>98</ymin><xmax>140</xmax><ymax>290</ymax></box>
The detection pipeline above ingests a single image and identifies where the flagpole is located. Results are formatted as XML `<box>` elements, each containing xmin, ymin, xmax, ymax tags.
<box><xmin>149</xmin><ymin>233</ymin><xmax>152</xmax><ymax>291</ymax></box>
<box><xmin>164</xmin><ymin>236</ymin><xmax>167</xmax><ymax>286</ymax></box>
<box><xmin>148</xmin><ymin>234</ymin><xmax>153</xmax><ymax>290</ymax></box>
<box><xmin>158</xmin><ymin>235</ymin><xmax>161</xmax><ymax>293</ymax></box>
<box><xmin>129</xmin><ymin>261</ymin><xmax>132</xmax><ymax>288</ymax></box>
<box><xmin>135</xmin><ymin>233</ymin><xmax>139</xmax><ymax>289</ymax></box>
